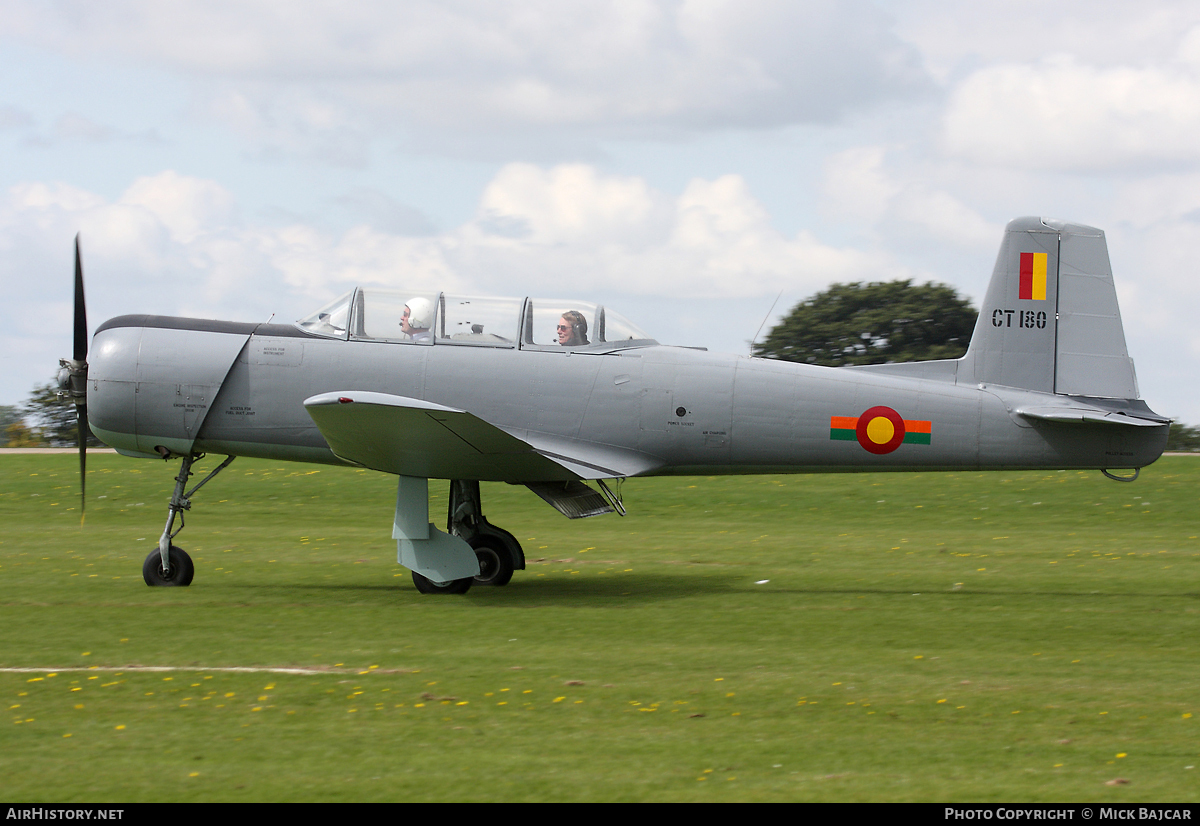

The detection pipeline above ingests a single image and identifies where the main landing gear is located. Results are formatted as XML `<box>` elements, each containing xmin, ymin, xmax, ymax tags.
<box><xmin>402</xmin><ymin>479</ymin><xmax>524</xmax><ymax>594</ymax></box>
<box><xmin>142</xmin><ymin>453</ymin><xmax>235</xmax><ymax>587</ymax></box>
<box><xmin>447</xmin><ymin>480</ymin><xmax>525</xmax><ymax>588</ymax></box>
<box><xmin>391</xmin><ymin>477</ymin><xmax>525</xmax><ymax>595</ymax></box>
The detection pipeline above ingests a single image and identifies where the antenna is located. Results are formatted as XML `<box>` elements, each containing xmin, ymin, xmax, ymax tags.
<box><xmin>750</xmin><ymin>289</ymin><xmax>784</xmax><ymax>356</ymax></box>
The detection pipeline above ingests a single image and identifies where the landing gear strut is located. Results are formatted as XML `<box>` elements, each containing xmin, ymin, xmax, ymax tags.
<box><xmin>447</xmin><ymin>480</ymin><xmax>524</xmax><ymax>586</ymax></box>
<box><xmin>142</xmin><ymin>453</ymin><xmax>235</xmax><ymax>587</ymax></box>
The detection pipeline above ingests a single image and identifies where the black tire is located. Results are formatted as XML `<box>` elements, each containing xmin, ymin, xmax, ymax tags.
<box><xmin>142</xmin><ymin>545</ymin><xmax>195</xmax><ymax>587</ymax></box>
<box><xmin>470</xmin><ymin>536</ymin><xmax>514</xmax><ymax>586</ymax></box>
<box><xmin>411</xmin><ymin>571</ymin><xmax>472</xmax><ymax>594</ymax></box>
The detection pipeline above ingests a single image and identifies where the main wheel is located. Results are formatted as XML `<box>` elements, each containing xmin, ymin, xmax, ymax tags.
<box><xmin>470</xmin><ymin>536</ymin><xmax>514</xmax><ymax>586</ymax></box>
<box><xmin>142</xmin><ymin>545</ymin><xmax>195</xmax><ymax>587</ymax></box>
<box><xmin>411</xmin><ymin>571</ymin><xmax>472</xmax><ymax>594</ymax></box>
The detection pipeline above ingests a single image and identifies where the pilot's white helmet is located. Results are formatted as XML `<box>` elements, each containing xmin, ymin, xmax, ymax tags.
<box><xmin>405</xmin><ymin>296</ymin><xmax>433</xmax><ymax>329</ymax></box>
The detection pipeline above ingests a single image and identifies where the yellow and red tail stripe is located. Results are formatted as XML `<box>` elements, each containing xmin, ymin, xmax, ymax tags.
<box><xmin>830</xmin><ymin>406</ymin><xmax>932</xmax><ymax>455</ymax></box>
<box><xmin>1019</xmin><ymin>252</ymin><xmax>1048</xmax><ymax>300</ymax></box>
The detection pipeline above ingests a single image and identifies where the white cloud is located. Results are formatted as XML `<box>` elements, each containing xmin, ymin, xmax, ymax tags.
<box><xmin>2</xmin><ymin>164</ymin><xmax>890</xmax><ymax>305</ymax></box>
<box><xmin>895</xmin><ymin>1</ymin><xmax>1200</xmax><ymax>81</ymax></box>
<box><xmin>473</xmin><ymin>163</ymin><xmax>671</xmax><ymax>247</ymax></box>
<box><xmin>0</xmin><ymin>105</ymin><xmax>35</xmax><ymax>130</ymax></box>
<box><xmin>51</xmin><ymin>112</ymin><xmax>114</xmax><ymax>143</ymax></box>
<box><xmin>942</xmin><ymin>56</ymin><xmax>1200</xmax><ymax>170</ymax></box>
<box><xmin>3</xmin><ymin>181</ymin><xmax>105</xmax><ymax>215</ymax></box>
<box><xmin>820</xmin><ymin>146</ymin><xmax>900</xmax><ymax>228</ymax></box>
<box><xmin>451</xmin><ymin>164</ymin><xmax>903</xmax><ymax>297</ymax></box>
<box><xmin>821</xmin><ymin>145</ymin><xmax>998</xmax><ymax>249</ymax></box>
<box><xmin>119</xmin><ymin>171</ymin><xmax>237</xmax><ymax>243</ymax></box>
<box><xmin>3</xmin><ymin>0</ymin><xmax>926</xmax><ymax>146</ymax></box>
<box><xmin>1107</xmin><ymin>173</ymin><xmax>1200</xmax><ymax>229</ymax></box>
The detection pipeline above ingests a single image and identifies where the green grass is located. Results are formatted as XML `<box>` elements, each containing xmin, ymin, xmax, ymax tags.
<box><xmin>1</xmin><ymin>452</ymin><xmax>1198</xmax><ymax>801</ymax></box>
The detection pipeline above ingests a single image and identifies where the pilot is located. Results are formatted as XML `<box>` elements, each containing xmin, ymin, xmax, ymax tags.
<box><xmin>401</xmin><ymin>297</ymin><xmax>433</xmax><ymax>342</ymax></box>
<box><xmin>557</xmin><ymin>311</ymin><xmax>589</xmax><ymax>347</ymax></box>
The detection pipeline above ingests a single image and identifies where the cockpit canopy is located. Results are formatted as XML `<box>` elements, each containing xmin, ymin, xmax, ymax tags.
<box><xmin>296</xmin><ymin>289</ymin><xmax>655</xmax><ymax>350</ymax></box>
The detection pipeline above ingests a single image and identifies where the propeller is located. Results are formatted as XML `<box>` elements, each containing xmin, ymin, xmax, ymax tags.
<box><xmin>58</xmin><ymin>234</ymin><xmax>89</xmax><ymax>519</ymax></box>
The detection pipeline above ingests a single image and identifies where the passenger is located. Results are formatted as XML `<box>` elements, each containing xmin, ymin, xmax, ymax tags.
<box><xmin>401</xmin><ymin>297</ymin><xmax>433</xmax><ymax>342</ymax></box>
<box><xmin>557</xmin><ymin>311</ymin><xmax>589</xmax><ymax>346</ymax></box>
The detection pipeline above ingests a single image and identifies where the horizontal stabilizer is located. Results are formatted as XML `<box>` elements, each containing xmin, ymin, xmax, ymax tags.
<box><xmin>1015</xmin><ymin>406</ymin><xmax>1169</xmax><ymax>427</ymax></box>
<box><xmin>526</xmin><ymin>480</ymin><xmax>615</xmax><ymax>519</ymax></box>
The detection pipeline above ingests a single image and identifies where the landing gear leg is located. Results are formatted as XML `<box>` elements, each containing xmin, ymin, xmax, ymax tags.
<box><xmin>143</xmin><ymin>453</ymin><xmax>235</xmax><ymax>587</ymax></box>
<box><xmin>393</xmin><ymin>476</ymin><xmax>476</xmax><ymax>594</ymax></box>
<box><xmin>448</xmin><ymin>480</ymin><xmax>524</xmax><ymax>586</ymax></box>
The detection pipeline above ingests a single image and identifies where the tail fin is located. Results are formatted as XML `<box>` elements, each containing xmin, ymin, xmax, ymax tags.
<box><xmin>963</xmin><ymin>217</ymin><xmax>1138</xmax><ymax>399</ymax></box>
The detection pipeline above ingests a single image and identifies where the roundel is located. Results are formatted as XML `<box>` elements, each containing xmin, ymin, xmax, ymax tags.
<box><xmin>855</xmin><ymin>406</ymin><xmax>905</xmax><ymax>455</ymax></box>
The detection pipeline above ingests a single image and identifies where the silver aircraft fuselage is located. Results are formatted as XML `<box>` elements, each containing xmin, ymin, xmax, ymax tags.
<box><xmin>85</xmin><ymin>313</ymin><xmax>1167</xmax><ymax>481</ymax></box>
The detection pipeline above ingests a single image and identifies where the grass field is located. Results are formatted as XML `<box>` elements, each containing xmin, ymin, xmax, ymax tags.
<box><xmin>1</xmin><ymin>451</ymin><xmax>1197</xmax><ymax>802</ymax></box>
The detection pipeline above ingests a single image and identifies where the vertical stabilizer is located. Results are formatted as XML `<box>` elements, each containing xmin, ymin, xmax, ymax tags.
<box><xmin>963</xmin><ymin>217</ymin><xmax>1138</xmax><ymax>399</ymax></box>
<box><xmin>966</xmin><ymin>217</ymin><xmax>1060</xmax><ymax>393</ymax></box>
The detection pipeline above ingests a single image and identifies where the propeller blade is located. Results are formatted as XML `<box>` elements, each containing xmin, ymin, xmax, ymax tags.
<box><xmin>74</xmin><ymin>234</ymin><xmax>87</xmax><ymax>363</ymax></box>
<box><xmin>72</xmin><ymin>234</ymin><xmax>88</xmax><ymax>519</ymax></box>
<box><xmin>78</xmin><ymin>408</ymin><xmax>87</xmax><ymax>518</ymax></box>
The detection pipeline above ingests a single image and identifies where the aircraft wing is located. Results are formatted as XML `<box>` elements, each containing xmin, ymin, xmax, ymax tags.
<box><xmin>303</xmin><ymin>391</ymin><xmax>658</xmax><ymax>482</ymax></box>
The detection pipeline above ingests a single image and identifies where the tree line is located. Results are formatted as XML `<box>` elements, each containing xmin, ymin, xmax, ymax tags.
<box><xmin>2</xmin><ymin>382</ymin><xmax>103</xmax><ymax>448</ymax></box>
<box><xmin>3</xmin><ymin>281</ymin><xmax>1197</xmax><ymax>450</ymax></box>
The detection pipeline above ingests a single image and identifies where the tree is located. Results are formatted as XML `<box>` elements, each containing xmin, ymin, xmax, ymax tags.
<box><xmin>753</xmin><ymin>280</ymin><xmax>978</xmax><ymax>367</ymax></box>
<box><xmin>0</xmin><ymin>405</ymin><xmax>23</xmax><ymax>447</ymax></box>
<box><xmin>20</xmin><ymin>381</ymin><xmax>103</xmax><ymax>448</ymax></box>
<box><xmin>5</xmin><ymin>421</ymin><xmax>44</xmax><ymax>447</ymax></box>
<box><xmin>1166</xmin><ymin>422</ymin><xmax>1200</xmax><ymax>452</ymax></box>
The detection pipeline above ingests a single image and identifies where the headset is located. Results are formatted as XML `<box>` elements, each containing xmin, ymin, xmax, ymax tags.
<box><xmin>404</xmin><ymin>297</ymin><xmax>433</xmax><ymax>330</ymax></box>
<box><xmin>559</xmin><ymin>310</ymin><xmax>589</xmax><ymax>345</ymax></box>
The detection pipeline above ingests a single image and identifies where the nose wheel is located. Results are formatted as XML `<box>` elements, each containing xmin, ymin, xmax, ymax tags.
<box><xmin>142</xmin><ymin>545</ymin><xmax>195</xmax><ymax>586</ymax></box>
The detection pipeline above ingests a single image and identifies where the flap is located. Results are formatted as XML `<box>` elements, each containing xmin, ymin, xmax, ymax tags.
<box><xmin>525</xmin><ymin>480</ymin><xmax>615</xmax><ymax>519</ymax></box>
<box><xmin>515</xmin><ymin>431</ymin><xmax>666</xmax><ymax>479</ymax></box>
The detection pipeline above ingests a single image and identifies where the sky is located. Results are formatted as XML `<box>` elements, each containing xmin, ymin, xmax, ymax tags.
<box><xmin>2</xmin><ymin>1</ymin><xmax>1199</xmax><ymax>422</ymax></box>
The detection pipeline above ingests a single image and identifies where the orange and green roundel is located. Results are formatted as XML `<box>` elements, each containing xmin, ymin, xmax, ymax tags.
<box><xmin>830</xmin><ymin>406</ymin><xmax>932</xmax><ymax>455</ymax></box>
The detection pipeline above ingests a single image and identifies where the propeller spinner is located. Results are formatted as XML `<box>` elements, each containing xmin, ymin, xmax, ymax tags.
<box><xmin>57</xmin><ymin>234</ymin><xmax>89</xmax><ymax>516</ymax></box>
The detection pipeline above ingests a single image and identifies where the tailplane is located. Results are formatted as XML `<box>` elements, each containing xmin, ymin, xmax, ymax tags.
<box><xmin>964</xmin><ymin>217</ymin><xmax>1138</xmax><ymax>398</ymax></box>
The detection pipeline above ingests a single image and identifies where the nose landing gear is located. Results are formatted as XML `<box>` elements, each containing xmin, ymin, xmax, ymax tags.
<box><xmin>142</xmin><ymin>453</ymin><xmax>235</xmax><ymax>587</ymax></box>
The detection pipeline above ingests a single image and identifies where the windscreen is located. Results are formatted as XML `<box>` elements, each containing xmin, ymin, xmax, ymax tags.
<box><xmin>295</xmin><ymin>291</ymin><xmax>354</xmax><ymax>339</ymax></box>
